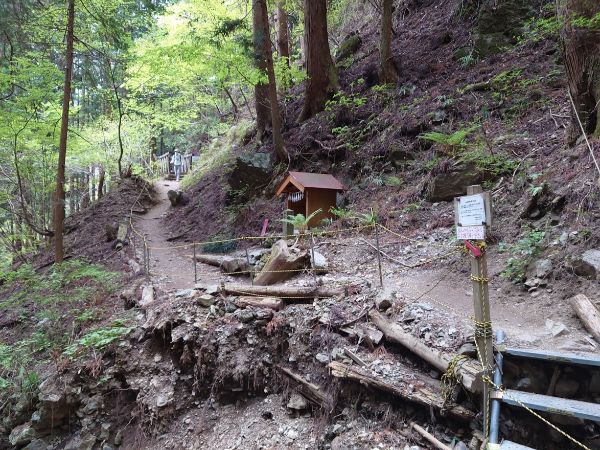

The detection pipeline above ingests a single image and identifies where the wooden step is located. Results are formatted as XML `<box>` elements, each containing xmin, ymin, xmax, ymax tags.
<box><xmin>495</xmin><ymin>389</ymin><xmax>600</xmax><ymax>422</ymax></box>
<box><xmin>504</xmin><ymin>347</ymin><xmax>600</xmax><ymax>367</ymax></box>
<box><xmin>500</xmin><ymin>440</ymin><xmax>535</xmax><ymax>450</ymax></box>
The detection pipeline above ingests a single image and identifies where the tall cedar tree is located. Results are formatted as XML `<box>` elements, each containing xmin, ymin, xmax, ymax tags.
<box><xmin>298</xmin><ymin>0</ymin><xmax>338</xmax><ymax>122</ymax></box>
<box><xmin>379</xmin><ymin>0</ymin><xmax>399</xmax><ymax>83</ymax></box>
<box><xmin>54</xmin><ymin>0</ymin><xmax>75</xmax><ymax>263</ymax></box>
<box><xmin>277</xmin><ymin>2</ymin><xmax>290</xmax><ymax>64</ymax></box>
<box><xmin>254</xmin><ymin>0</ymin><xmax>287</xmax><ymax>161</ymax></box>
<box><xmin>562</xmin><ymin>0</ymin><xmax>600</xmax><ymax>142</ymax></box>
<box><xmin>253</xmin><ymin>0</ymin><xmax>272</xmax><ymax>139</ymax></box>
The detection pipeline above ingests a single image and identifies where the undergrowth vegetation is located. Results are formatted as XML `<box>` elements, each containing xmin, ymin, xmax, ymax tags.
<box><xmin>0</xmin><ymin>259</ymin><xmax>125</xmax><ymax>397</ymax></box>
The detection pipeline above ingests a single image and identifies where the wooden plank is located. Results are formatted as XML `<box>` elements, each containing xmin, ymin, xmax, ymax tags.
<box><xmin>499</xmin><ymin>389</ymin><xmax>600</xmax><ymax>422</ymax></box>
<box><xmin>504</xmin><ymin>347</ymin><xmax>600</xmax><ymax>367</ymax></box>
<box><xmin>571</xmin><ymin>294</ymin><xmax>600</xmax><ymax>343</ymax></box>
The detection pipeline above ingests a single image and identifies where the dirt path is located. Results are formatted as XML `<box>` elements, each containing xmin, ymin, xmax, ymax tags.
<box><xmin>135</xmin><ymin>180</ymin><xmax>220</xmax><ymax>292</ymax></box>
<box><xmin>134</xmin><ymin>182</ymin><xmax>593</xmax><ymax>351</ymax></box>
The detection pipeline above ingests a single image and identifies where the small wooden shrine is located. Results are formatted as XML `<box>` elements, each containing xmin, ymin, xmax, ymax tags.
<box><xmin>275</xmin><ymin>171</ymin><xmax>345</xmax><ymax>229</ymax></box>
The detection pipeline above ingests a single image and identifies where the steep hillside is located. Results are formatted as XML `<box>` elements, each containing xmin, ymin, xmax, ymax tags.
<box><xmin>167</xmin><ymin>0</ymin><xmax>598</xmax><ymax>291</ymax></box>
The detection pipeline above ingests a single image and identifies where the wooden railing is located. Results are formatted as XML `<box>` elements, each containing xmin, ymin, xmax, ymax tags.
<box><xmin>157</xmin><ymin>153</ymin><xmax>193</xmax><ymax>176</ymax></box>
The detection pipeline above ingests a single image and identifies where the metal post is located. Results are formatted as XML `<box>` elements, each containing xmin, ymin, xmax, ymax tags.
<box><xmin>309</xmin><ymin>233</ymin><xmax>317</xmax><ymax>285</ymax></box>
<box><xmin>245</xmin><ymin>247</ymin><xmax>253</xmax><ymax>285</ymax></box>
<box><xmin>467</xmin><ymin>184</ymin><xmax>493</xmax><ymax>439</ymax></box>
<box><xmin>374</xmin><ymin>222</ymin><xmax>384</xmax><ymax>287</ymax></box>
<box><xmin>193</xmin><ymin>243</ymin><xmax>197</xmax><ymax>283</ymax></box>
<box><xmin>489</xmin><ymin>330</ymin><xmax>506</xmax><ymax>445</ymax></box>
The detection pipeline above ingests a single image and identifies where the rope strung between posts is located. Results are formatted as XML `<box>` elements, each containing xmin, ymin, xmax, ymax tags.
<box><xmin>144</xmin><ymin>223</ymin><xmax>376</xmax><ymax>251</ymax></box>
<box><xmin>568</xmin><ymin>90</ymin><xmax>600</xmax><ymax>179</ymax></box>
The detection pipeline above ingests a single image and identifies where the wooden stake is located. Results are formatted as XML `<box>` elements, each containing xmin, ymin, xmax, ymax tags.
<box><xmin>193</xmin><ymin>243</ymin><xmax>198</xmax><ymax>283</ymax></box>
<box><xmin>309</xmin><ymin>233</ymin><xmax>317</xmax><ymax>285</ymax></box>
<box><xmin>374</xmin><ymin>222</ymin><xmax>384</xmax><ymax>287</ymax></box>
<box><xmin>245</xmin><ymin>247</ymin><xmax>253</xmax><ymax>285</ymax></box>
<box><xmin>466</xmin><ymin>184</ymin><xmax>493</xmax><ymax>438</ymax></box>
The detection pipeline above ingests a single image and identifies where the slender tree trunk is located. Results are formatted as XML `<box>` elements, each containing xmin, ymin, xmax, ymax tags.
<box><xmin>298</xmin><ymin>0</ymin><xmax>338</xmax><ymax>122</ymax></box>
<box><xmin>379</xmin><ymin>0</ymin><xmax>399</xmax><ymax>84</ymax></box>
<box><xmin>257</xmin><ymin>0</ymin><xmax>288</xmax><ymax>162</ymax></box>
<box><xmin>53</xmin><ymin>0</ymin><xmax>75</xmax><ymax>264</ymax></box>
<box><xmin>253</xmin><ymin>0</ymin><xmax>272</xmax><ymax>139</ymax></box>
<box><xmin>561</xmin><ymin>0</ymin><xmax>600</xmax><ymax>143</ymax></box>
<box><xmin>224</xmin><ymin>86</ymin><xmax>239</xmax><ymax>118</ymax></box>
<box><xmin>98</xmin><ymin>165</ymin><xmax>105</xmax><ymax>199</ymax></box>
<box><xmin>277</xmin><ymin>2</ymin><xmax>290</xmax><ymax>64</ymax></box>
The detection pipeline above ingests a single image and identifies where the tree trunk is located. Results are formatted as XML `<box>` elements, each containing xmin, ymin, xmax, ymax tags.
<box><xmin>253</xmin><ymin>0</ymin><xmax>272</xmax><ymax>139</ymax></box>
<box><xmin>98</xmin><ymin>165</ymin><xmax>105</xmax><ymax>199</ymax></box>
<box><xmin>276</xmin><ymin>2</ymin><xmax>290</xmax><ymax>64</ymax></box>
<box><xmin>379</xmin><ymin>0</ymin><xmax>399</xmax><ymax>84</ymax></box>
<box><xmin>297</xmin><ymin>0</ymin><xmax>338</xmax><ymax>122</ymax></box>
<box><xmin>53</xmin><ymin>0</ymin><xmax>75</xmax><ymax>264</ymax></box>
<box><xmin>258</xmin><ymin>0</ymin><xmax>288</xmax><ymax>162</ymax></box>
<box><xmin>561</xmin><ymin>0</ymin><xmax>600</xmax><ymax>142</ymax></box>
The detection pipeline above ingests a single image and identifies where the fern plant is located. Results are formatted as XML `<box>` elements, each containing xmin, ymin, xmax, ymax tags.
<box><xmin>281</xmin><ymin>209</ymin><xmax>323</xmax><ymax>236</ymax></box>
<box><xmin>419</xmin><ymin>126</ymin><xmax>477</xmax><ymax>155</ymax></box>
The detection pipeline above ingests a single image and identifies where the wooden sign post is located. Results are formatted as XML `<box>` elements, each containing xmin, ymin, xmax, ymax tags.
<box><xmin>456</xmin><ymin>185</ymin><xmax>494</xmax><ymax>438</ymax></box>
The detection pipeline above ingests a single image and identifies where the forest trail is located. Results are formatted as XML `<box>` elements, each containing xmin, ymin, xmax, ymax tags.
<box><xmin>135</xmin><ymin>180</ymin><xmax>220</xmax><ymax>292</ymax></box>
<box><xmin>133</xmin><ymin>181</ymin><xmax>593</xmax><ymax>351</ymax></box>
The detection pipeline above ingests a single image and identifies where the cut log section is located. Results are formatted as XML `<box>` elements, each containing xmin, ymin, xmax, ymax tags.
<box><xmin>235</xmin><ymin>296</ymin><xmax>284</xmax><ymax>311</ymax></box>
<box><xmin>571</xmin><ymin>294</ymin><xmax>600</xmax><ymax>343</ymax></box>
<box><xmin>328</xmin><ymin>361</ymin><xmax>475</xmax><ymax>421</ymax></box>
<box><xmin>369</xmin><ymin>310</ymin><xmax>482</xmax><ymax>393</ymax></box>
<box><xmin>221</xmin><ymin>284</ymin><xmax>346</xmax><ymax>299</ymax></box>
<box><xmin>195</xmin><ymin>254</ymin><xmax>250</xmax><ymax>275</ymax></box>
<box><xmin>254</xmin><ymin>240</ymin><xmax>309</xmax><ymax>286</ymax></box>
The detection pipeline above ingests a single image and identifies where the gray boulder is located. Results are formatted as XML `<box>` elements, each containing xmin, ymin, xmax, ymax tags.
<box><xmin>9</xmin><ymin>422</ymin><xmax>37</xmax><ymax>447</ymax></box>
<box><xmin>426</xmin><ymin>166</ymin><xmax>483</xmax><ymax>202</ymax></box>
<box><xmin>570</xmin><ymin>249</ymin><xmax>600</xmax><ymax>279</ymax></box>
<box><xmin>227</xmin><ymin>152</ymin><xmax>273</xmax><ymax>203</ymax></box>
<box><xmin>474</xmin><ymin>0</ymin><xmax>533</xmax><ymax>57</ymax></box>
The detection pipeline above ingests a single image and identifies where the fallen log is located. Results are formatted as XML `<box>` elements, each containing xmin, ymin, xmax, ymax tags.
<box><xmin>195</xmin><ymin>254</ymin><xmax>250</xmax><ymax>275</ymax></box>
<box><xmin>328</xmin><ymin>361</ymin><xmax>474</xmax><ymax>421</ymax></box>
<box><xmin>571</xmin><ymin>294</ymin><xmax>600</xmax><ymax>343</ymax></box>
<box><xmin>235</xmin><ymin>296</ymin><xmax>284</xmax><ymax>311</ymax></box>
<box><xmin>369</xmin><ymin>310</ymin><xmax>482</xmax><ymax>393</ymax></box>
<box><xmin>221</xmin><ymin>284</ymin><xmax>346</xmax><ymax>299</ymax></box>
<box><xmin>410</xmin><ymin>423</ymin><xmax>452</xmax><ymax>450</ymax></box>
<box><xmin>254</xmin><ymin>240</ymin><xmax>309</xmax><ymax>286</ymax></box>
<box><xmin>276</xmin><ymin>366</ymin><xmax>332</xmax><ymax>408</ymax></box>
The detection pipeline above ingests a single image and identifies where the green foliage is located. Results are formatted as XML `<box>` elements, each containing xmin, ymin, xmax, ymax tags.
<box><xmin>458</xmin><ymin>50</ymin><xmax>476</xmax><ymax>68</ymax></box>
<box><xmin>571</xmin><ymin>13</ymin><xmax>600</xmax><ymax>30</ymax></box>
<box><xmin>282</xmin><ymin>209</ymin><xmax>323</xmax><ymax>235</ymax></box>
<box><xmin>418</xmin><ymin>127</ymin><xmax>478</xmax><ymax>155</ymax></box>
<box><xmin>500</xmin><ymin>229</ymin><xmax>546</xmax><ymax>283</ymax></box>
<box><xmin>520</xmin><ymin>16</ymin><xmax>562</xmax><ymax>43</ymax></box>
<box><xmin>356</xmin><ymin>209</ymin><xmax>378</xmax><ymax>226</ymax></box>
<box><xmin>63</xmin><ymin>320</ymin><xmax>133</xmax><ymax>358</ymax></box>
<box><xmin>459</xmin><ymin>150</ymin><xmax>517</xmax><ymax>176</ymax></box>
<box><xmin>383</xmin><ymin>175</ymin><xmax>403</xmax><ymax>187</ymax></box>
<box><xmin>326</xmin><ymin>91</ymin><xmax>367</xmax><ymax>111</ymax></box>
<box><xmin>329</xmin><ymin>207</ymin><xmax>354</xmax><ymax>221</ymax></box>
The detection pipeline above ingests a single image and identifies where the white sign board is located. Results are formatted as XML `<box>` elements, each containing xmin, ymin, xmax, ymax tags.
<box><xmin>457</xmin><ymin>225</ymin><xmax>486</xmax><ymax>240</ymax></box>
<box><xmin>458</xmin><ymin>194</ymin><xmax>487</xmax><ymax>227</ymax></box>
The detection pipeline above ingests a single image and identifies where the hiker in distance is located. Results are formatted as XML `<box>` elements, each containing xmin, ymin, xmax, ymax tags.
<box><xmin>171</xmin><ymin>149</ymin><xmax>183</xmax><ymax>182</ymax></box>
